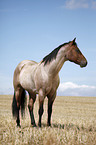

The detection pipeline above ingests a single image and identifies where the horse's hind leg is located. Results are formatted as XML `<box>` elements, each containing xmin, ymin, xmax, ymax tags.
<box><xmin>28</xmin><ymin>93</ymin><xmax>36</xmax><ymax>127</ymax></box>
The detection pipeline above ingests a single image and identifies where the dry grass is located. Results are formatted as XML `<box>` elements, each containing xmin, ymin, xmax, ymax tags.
<box><xmin>0</xmin><ymin>95</ymin><xmax>96</xmax><ymax>145</ymax></box>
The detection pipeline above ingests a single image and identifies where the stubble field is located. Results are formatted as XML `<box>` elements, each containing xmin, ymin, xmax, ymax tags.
<box><xmin>0</xmin><ymin>95</ymin><xmax>96</xmax><ymax>145</ymax></box>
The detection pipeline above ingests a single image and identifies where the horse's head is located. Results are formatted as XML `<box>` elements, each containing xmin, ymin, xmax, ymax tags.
<box><xmin>65</xmin><ymin>38</ymin><xmax>87</xmax><ymax>67</ymax></box>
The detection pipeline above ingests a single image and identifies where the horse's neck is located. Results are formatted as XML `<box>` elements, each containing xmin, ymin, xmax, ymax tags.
<box><xmin>45</xmin><ymin>47</ymin><xmax>67</xmax><ymax>77</ymax></box>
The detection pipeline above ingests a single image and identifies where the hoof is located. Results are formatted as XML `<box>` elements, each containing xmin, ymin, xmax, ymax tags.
<box><xmin>31</xmin><ymin>124</ymin><xmax>37</xmax><ymax>127</ymax></box>
<box><xmin>47</xmin><ymin>123</ymin><xmax>51</xmax><ymax>127</ymax></box>
<box><xmin>38</xmin><ymin>123</ymin><xmax>41</xmax><ymax>127</ymax></box>
<box><xmin>17</xmin><ymin>124</ymin><xmax>21</xmax><ymax>128</ymax></box>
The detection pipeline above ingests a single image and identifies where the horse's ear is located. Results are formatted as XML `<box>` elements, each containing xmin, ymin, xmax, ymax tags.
<box><xmin>71</xmin><ymin>37</ymin><xmax>76</xmax><ymax>45</ymax></box>
<box><xmin>73</xmin><ymin>37</ymin><xmax>76</xmax><ymax>43</ymax></box>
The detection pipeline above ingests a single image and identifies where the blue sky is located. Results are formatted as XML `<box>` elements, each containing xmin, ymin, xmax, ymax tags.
<box><xmin>0</xmin><ymin>0</ymin><xmax>96</xmax><ymax>96</ymax></box>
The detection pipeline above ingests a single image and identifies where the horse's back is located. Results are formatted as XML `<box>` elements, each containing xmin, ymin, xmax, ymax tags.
<box><xmin>17</xmin><ymin>60</ymin><xmax>37</xmax><ymax>71</ymax></box>
<box><xmin>13</xmin><ymin>60</ymin><xmax>38</xmax><ymax>90</ymax></box>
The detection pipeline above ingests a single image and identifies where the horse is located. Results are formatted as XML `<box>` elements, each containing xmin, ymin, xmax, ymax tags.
<box><xmin>12</xmin><ymin>38</ymin><xmax>87</xmax><ymax>127</ymax></box>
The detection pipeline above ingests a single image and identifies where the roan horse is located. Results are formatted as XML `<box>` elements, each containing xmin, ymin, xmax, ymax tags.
<box><xmin>12</xmin><ymin>38</ymin><xmax>87</xmax><ymax>127</ymax></box>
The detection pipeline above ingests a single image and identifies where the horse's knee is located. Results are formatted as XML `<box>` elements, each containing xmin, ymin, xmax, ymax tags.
<box><xmin>38</xmin><ymin>90</ymin><xmax>45</xmax><ymax>116</ymax></box>
<box><xmin>38</xmin><ymin>89</ymin><xmax>45</xmax><ymax>102</ymax></box>
<box><xmin>38</xmin><ymin>106</ymin><xmax>44</xmax><ymax>116</ymax></box>
<box><xmin>38</xmin><ymin>101</ymin><xmax>44</xmax><ymax>115</ymax></box>
<box><xmin>28</xmin><ymin>98</ymin><xmax>34</xmax><ymax>111</ymax></box>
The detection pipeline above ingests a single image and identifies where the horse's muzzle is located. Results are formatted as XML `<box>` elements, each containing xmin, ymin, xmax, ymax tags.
<box><xmin>80</xmin><ymin>60</ymin><xmax>87</xmax><ymax>68</ymax></box>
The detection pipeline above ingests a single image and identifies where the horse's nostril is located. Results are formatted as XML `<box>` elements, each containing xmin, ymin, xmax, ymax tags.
<box><xmin>80</xmin><ymin>60</ymin><xmax>87</xmax><ymax>67</ymax></box>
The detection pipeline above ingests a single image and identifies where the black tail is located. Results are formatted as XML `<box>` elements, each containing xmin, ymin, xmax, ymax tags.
<box><xmin>12</xmin><ymin>92</ymin><xmax>18</xmax><ymax>118</ymax></box>
<box><xmin>21</xmin><ymin>90</ymin><xmax>27</xmax><ymax>118</ymax></box>
<box><xmin>12</xmin><ymin>90</ymin><xmax>27</xmax><ymax>118</ymax></box>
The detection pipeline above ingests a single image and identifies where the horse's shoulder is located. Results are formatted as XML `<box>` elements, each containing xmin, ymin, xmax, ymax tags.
<box><xmin>52</xmin><ymin>74</ymin><xmax>60</xmax><ymax>89</ymax></box>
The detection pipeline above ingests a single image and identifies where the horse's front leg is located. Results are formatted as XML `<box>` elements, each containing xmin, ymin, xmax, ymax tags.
<box><xmin>47</xmin><ymin>92</ymin><xmax>56</xmax><ymax>126</ymax></box>
<box><xmin>28</xmin><ymin>93</ymin><xmax>36</xmax><ymax>127</ymax></box>
<box><xmin>38</xmin><ymin>89</ymin><xmax>45</xmax><ymax>127</ymax></box>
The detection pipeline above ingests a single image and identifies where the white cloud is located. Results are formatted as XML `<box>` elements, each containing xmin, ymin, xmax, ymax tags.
<box><xmin>64</xmin><ymin>0</ymin><xmax>89</xmax><ymax>9</ymax></box>
<box><xmin>63</xmin><ymin>0</ymin><xmax>96</xmax><ymax>10</ymax></box>
<box><xmin>58</xmin><ymin>82</ymin><xmax>96</xmax><ymax>96</ymax></box>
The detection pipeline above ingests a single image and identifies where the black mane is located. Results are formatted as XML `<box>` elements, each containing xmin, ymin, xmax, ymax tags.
<box><xmin>42</xmin><ymin>42</ymin><xmax>70</xmax><ymax>65</ymax></box>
